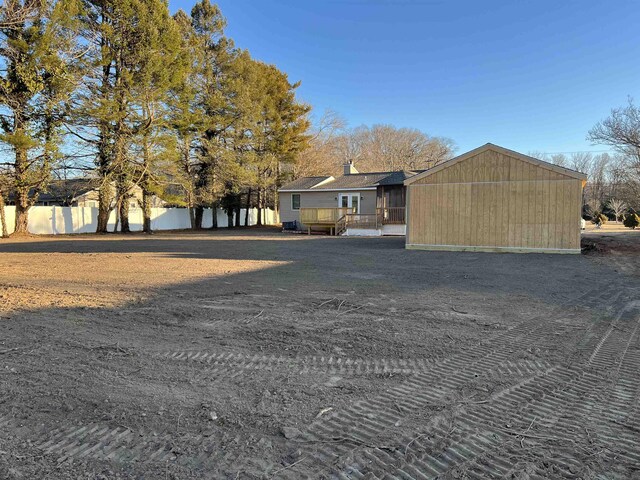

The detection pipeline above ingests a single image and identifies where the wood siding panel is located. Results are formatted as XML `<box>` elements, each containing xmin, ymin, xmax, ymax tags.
<box><xmin>407</xmin><ymin>145</ymin><xmax>584</xmax><ymax>252</ymax></box>
<box><xmin>408</xmin><ymin>176</ymin><xmax>583</xmax><ymax>253</ymax></box>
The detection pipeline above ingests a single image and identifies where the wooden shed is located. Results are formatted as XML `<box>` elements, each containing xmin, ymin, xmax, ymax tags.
<box><xmin>405</xmin><ymin>144</ymin><xmax>587</xmax><ymax>254</ymax></box>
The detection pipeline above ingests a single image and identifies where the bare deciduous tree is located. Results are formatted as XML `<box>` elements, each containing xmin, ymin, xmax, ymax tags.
<box><xmin>295</xmin><ymin>118</ymin><xmax>456</xmax><ymax>177</ymax></box>
<box><xmin>588</xmin><ymin>98</ymin><xmax>640</xmax><ymax>161</ymax></box>
<box><xmin>293</xmin><ymin>110</ymin><xmax>346</xmax><ymax>178</ymax></box>
<box><xmin>608</xmin><ymin>198</ymin><xmax>627</xmax><ymax>223</ymax></box>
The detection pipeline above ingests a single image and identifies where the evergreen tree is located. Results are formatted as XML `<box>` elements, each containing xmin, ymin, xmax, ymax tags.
<box><xmin>130</xmin><ymin>3</ymin><xmax>183</xmax><ymax>233</ymax></box>
<box><xmin>244</xmin><ymin>60</ymin><xmax>311</xmax><ymax>224</ymax></box>
<box><xmin>189</xmin><ymin>0</ymin><xmax>240</xmax><ymax>229</ymax></box>
<box><xmin>623</xmin><ymin>213</ymin><xmax>639</xmax><ymax>230</ymax></box>
<box><xmin>167</xmin><ymin>8</ymin><xmax>206</xmax><ymax>229</ymax></box>
<box><xmin>0</xmin><ymin>0</ymin><xmax>80</xmax><ymax>234</ymax></box>
<box><xmin>77</xmin><ymin>0</ymin><xmax>180</xmax><ymax>233</ymax></box>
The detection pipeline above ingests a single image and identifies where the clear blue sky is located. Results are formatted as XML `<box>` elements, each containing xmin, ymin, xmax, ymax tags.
<box><xmin>170</xmin><ymin>0</ymin><xmax>639</xmax><ymax>155</ymax></box>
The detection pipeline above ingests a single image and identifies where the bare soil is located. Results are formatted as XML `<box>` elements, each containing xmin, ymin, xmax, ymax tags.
<box><xmin>0</xmin><ymin>228</ymin><xmax>639</xmax><ymax>479</ymax></box>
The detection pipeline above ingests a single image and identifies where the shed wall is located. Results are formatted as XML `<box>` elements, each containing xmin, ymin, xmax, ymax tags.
<box><xmin>406</xmin><ymin>150</ymin><xmax>583</xmax><ymax>253</ymax></box>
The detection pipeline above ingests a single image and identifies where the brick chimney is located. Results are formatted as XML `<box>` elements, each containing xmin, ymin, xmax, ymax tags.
<box><xmin>343</xmin><ymin>160</ymin><xmax>359</xmax><ymax>175</ymax></box>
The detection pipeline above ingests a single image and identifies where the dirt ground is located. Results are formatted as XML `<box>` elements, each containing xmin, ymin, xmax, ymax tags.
<box><xmin>0</xmin><ymin>228</ymin><xmax>639</xmax><ymax>480</ymax></box>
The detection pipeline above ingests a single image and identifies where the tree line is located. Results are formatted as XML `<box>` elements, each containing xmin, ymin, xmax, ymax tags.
<box><xmin>0</xmin><ymin>0</ymin><xmax>311</xmax><ymax>235</ymax></box>
<box><xmin>294</xmin><ymin>110</ymin><xmax>456</xmax><ymax>178</ymax></box>
<box><xmin>530</xmin><ymin>99</ymin><xmax>640</xmax><ymax>221</ymax></box>
<box><xmin>1</xmin><ymin>1</ymin><xmax>639</xmax><ymax>237</ymax></box>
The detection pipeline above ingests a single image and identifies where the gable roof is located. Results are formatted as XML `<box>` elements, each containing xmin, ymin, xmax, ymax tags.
<box><xmin>404</xmin><ymin>143</ymin><xmax>588</xmax><ymax>186</ymax></box>
<box><xmin>313</xmin><ymin>172</ymin><xmax>392</xmax><ymax>190</ymax></box>
<box><xmin>8</xmin><ymin>177</ymin><xmax>98</xmax><ymax>203</ymax></box>
<box><xmin>279</xmin><ymin>170</ymin><xmax>415</xmax><ymax>192</ymax></box>
<box><xmin>279</xmin><ymin>176</ymin><xmax>334</xmax><ymax>191</ymax></box>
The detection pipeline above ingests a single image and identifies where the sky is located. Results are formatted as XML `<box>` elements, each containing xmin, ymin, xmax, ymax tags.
<box><xmin>169</xmin><ymin>0</ymin><xmax>640</xmax><ymax>156</ymax></box>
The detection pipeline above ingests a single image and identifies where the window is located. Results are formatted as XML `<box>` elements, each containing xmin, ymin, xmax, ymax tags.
<box><xmin>291</xmin><ymin>193</ymin><xmax>301</xmax><ymax>210</ymax></box>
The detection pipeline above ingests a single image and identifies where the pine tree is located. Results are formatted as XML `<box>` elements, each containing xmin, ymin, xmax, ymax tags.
<box><xmin>0</xmin><ymin>0</ymin><xmax>80</xmax><ymax>234</ymax></box>
<box><xmin>167</xmin><ymin>9</ymin><xmax>205</xmax><ymax>229</ymax></box>
<box><xmin>623</xmin><ymin>213</ymin><xmax>639</xmax><ymax>230</ymax></box>
<box><xmin>77</xmin><ymin>0</ymin><xmax>180</xmax><ymax>233</ymax></box>
<box><xmin>130</xmin><ymin>4</ymin><xmax>184</xmax><ymax>233</ymax></box>
<box><xmin>190</xmin><ymin>0</ymin><xmax>239</xmax><ymax>229</ymax></box>
<box><xmin>243</xmin><ymin>60</ymin><xmax>311</xmax><ymax>224</ymax></box>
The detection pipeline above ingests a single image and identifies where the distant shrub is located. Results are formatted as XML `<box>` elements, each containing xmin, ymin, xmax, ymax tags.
<box><xmin>582</xmin><ymin>204</ymin><xmax>594</xmax><ymax>220</ymax></box>
<box><xmin>623</xmin><ymin>213</ymin><xmax>640</xmax><ymax>230</ymax></box>
<box><xmin>591</xmin><ymin>212</ymin><xmax>607</xmax><ymax>227</ymax></box>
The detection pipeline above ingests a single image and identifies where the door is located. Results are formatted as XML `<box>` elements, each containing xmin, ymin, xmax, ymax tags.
<box><xmin>339</xmin><ymin>193</ymin><xmax>360</xmax><ymax>213</ymax></box>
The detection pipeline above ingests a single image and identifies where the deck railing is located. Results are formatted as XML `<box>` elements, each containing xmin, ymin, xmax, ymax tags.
<box><xmin>344</xmin><ymin>208</ymin><xmax>405</xmax><ymax>229</ymax></box>
<box><xmin>300</xmin><ymin>207</ymin><xmax>354</xmax><ymax>225</ymax></box>
<box><xmin>299</xmin><ymin>206</ymin><xmax>406</xmax><ymax>234</ymax></box>
<box><xmin>378</xmin><ymin>207</ymin><xmax>405</xmax><ymax>225</ymax></box>
<box><xmin>344</xmin><ymin>213</ymin><xmax>379</xmax><ymax>229</ymax></box>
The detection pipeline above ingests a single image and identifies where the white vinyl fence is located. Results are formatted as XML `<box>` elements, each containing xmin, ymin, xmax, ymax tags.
<box><xmin>2</xmin><ymin>206</ymin><xmax>278</xmax><ymax>235</ymax></box>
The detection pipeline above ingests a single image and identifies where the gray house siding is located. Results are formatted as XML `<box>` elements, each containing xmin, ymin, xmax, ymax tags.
<box><xmin>280</xmin><ymin>190</ymin><xmax>377</xmax><ymax>227</ymax></box>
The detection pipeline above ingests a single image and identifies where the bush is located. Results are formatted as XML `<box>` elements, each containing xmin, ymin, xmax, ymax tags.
<box><xmin>591</xmin><ymin>212</ymin><xmax>607</xmax><ymax>227</ymax></box>
<box><xmin>623</xmin><ymin>213</ymin><xmax>640</xmax><ymax>230</ymax></box>
<box><xmin>582</xmin><ymin>204</ymin><xmax>594</xmax><ymax>220</ymax></box>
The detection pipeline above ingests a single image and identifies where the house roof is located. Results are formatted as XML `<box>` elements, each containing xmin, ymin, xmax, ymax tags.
<box><xmin>313</xmin><ymin>172</ymin><xmax>392</xmax><ymax>190</ymax></box>
<box><xmin>279</xmin><ymin>170</ymin><xmax>414</xmax><ymax>192</ymax></box>
<box><xmin>377</xmin><ymin>170</ymin><xmax>422</xmax><ymax>186</ymax></box>
<box><xmin>8</xmin><ymin>177</ymin><xmax>98</xmax><ymax>203</ymax></box>
<box><xmin>405</xmin><ymin>143</ymin><xmax>588</xmax><ymax>185</ymax></box>
<box><xmin>279</xmin><ymin>176</ymin><xmax>333</xmax><ymax>191</ymax></box>
<box><xmin>42</xmin><ymin>178</ymin><xmax>97</xmax><ymax>200</ymax></box>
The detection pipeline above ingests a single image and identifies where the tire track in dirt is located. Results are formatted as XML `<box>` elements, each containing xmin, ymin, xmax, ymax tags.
<box><xmin>32</xmin><ymin>423</ymin><xmax>214</xmax><ymax>467</ymax></box>
<box><xmin>156</xmin><ymin>350</ymin><xmax>441</xmax><ymax>375</ymax></box>
<box><xmin>156</xmin><ymin>286</ymin><xmax>622</xmax><ymax>378</ymax></box>
<box><xmin>6</xmin><ymin>357</ymin><xmax>554</xmax><ymax>473</ymax></box>
<box><xmin>535</xmin><ymin>300</ymin><xmax>640</xmax><ymax>472</ymax></box>
<box><xmin>332</xmin><ymin>295</ymin><xmax>640</xmax><ymax>479</ymax></box>
<box><xmin>0</xmin><ymin>284</ymin><xmax>623</xmax><ymax>476</ymax></box>
<box><xmin>271</xmin><ymin>284</ymin><xmax>630</xmax><ymax>479</ymax></box>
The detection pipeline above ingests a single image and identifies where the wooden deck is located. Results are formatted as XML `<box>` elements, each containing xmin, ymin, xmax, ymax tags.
<box><xmin>300</xmin><ymin>207</ymin><xmax>355</xmax><ymax>225</ymax></box>
<box><xmin>299</xmin><ymin>207</ymin><xmax>406</xmax><ymax>235</ymax></box>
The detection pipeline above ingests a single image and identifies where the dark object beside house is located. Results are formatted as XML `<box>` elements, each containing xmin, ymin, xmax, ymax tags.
<box><xmin>282</xmin><ymin>220</ymin><xmax>298</xmax><ymax>231</ymax></box>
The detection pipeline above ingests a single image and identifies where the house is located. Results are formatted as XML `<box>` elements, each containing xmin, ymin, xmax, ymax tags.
<box><xmin>404</xmin><ymin>143</ymin><xmax>587</xmax><ymax>254</ymax></box>
<box><xmin>9</xmin><ymin>178</ymin><xmax>167</xmax><ymax>209</ymax></box>
<box><xmin>279</xmin><ymin>161</ymin><xmax>420</xmax><ymax>236</ymax></box>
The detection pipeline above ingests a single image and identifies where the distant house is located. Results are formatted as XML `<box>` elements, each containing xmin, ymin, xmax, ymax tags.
<box><xmin>9</xmin><ymin>178</ymin><xmax>167</xmax><ymax>208</ymax></box>
<box><xmin>278</xmin><ymin>161</ymin><xmax>422</xmax><ymax>236</ymax></box>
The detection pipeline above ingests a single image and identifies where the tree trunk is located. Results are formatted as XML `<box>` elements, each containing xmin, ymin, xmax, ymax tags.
<box><xmin>13</xmin><ymin>147</ymin><xmax>31</xmax><ymax>235</ymax></box>
<box><xmin>234</xmin><ymin>195</ymin><xmax>241</xmax><ymax>227</ymax></box>
<box><xmin>194</xmin><ymin>206</ymin><xmax>203</xmax><ymax>229</ymax></box>
<box><xmin>211</xmin><ymin>205</ymin><xmax>217</xmax><ymax>229</ymax></box>
<box><xmin>226</xmin><ymin>196</ymin><xmax>233</xmax><ymax>228</ymax></box>
<box><xmin>244</xmin><ymin>189</ymin><xmax>251</xmax><ymax>227</ymax></box>
<box><xmin>188</xmin><ymin>206</ymin><xmax>196</xmax><ymax>229</ymax></box>
<box><xmin>97</xmin><ymin>182</ymin><xmax>112</xmax><ymax>233</ymax></box>
<box><xmin>112</xmin><ymin>196</ymin><xmax>120</xmax><ymax>233</ymax></box>
<box><xmin>142</xmin><ymin>137</ymin><xmax>152</xmax><ymax>234</ymax></box>
<box><xmin>119</xmin><ymin>191</ymin><xmax>130</xmax><ymax>233</ymax></box>
<box><xmin>256</xmin><ymin>188</ymin><xmax>262</xmax><ymax>226</ymax></box>
<box><xmin>181</xmin><ymin>135</ymin><xmax>197</xmax><ymax>230</ymax></box>
<box><xmin>142</xmin><ymin>191</ymin><xmax>152</xmax><ymax>233</ymax></box>
<box><xmin>0</xmin><ymin>193</ymin><xmax>8</xmax><ymax>238</ymax></box>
